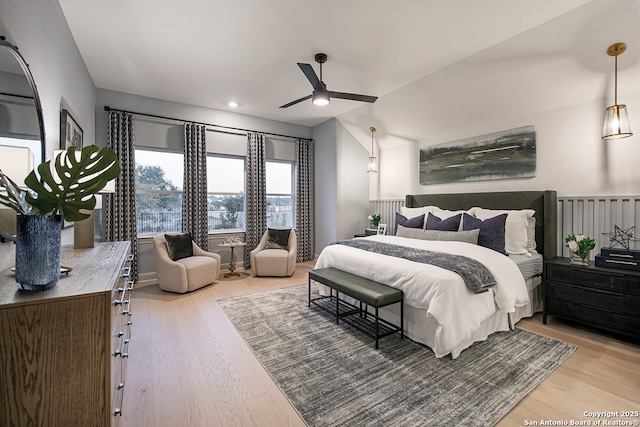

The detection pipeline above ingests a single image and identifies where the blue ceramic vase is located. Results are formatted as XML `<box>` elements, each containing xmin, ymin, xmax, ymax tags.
<box><xmin>15</xmin><ymin>214</ymin><xmax>62</xmax><ymax>291</ymax></box>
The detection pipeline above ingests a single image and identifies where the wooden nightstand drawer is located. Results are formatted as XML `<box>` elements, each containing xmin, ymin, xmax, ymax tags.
<box><xmin>546</xmin><ymin>262</ymin><xmax>640</xmax><ymax>296</ymax></box>
<box><xmin>546</xmin><ymin>280</ymin><xmax>640</xmax><ymax>314</ymax></box>
<box><xmin>546</xmin><ymin>298</ymin><xmax>640</xmax><ymax>336</ymax></box>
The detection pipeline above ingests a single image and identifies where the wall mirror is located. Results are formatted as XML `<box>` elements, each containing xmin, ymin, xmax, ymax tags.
<box><xmin>0</xmin><ymin>35</ymin><xmax>46</xmax><ymax>242</ymax></box>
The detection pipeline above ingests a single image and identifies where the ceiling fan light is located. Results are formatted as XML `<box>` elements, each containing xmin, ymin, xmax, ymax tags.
<box><xmin>312</xmin><ymin>89</ymin><xmax>329</xmax><ymax>106</ymax></box>
<box><xmin>603</xmin><ymin>104</ymin><xmax>633</xmax><ymax>140</ymax></box>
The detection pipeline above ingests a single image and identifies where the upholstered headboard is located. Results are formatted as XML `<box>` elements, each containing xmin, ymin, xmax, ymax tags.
<box><xmin>405</xmin><ymin>190</ymin><xmax>558</xmax><ymax>259</ymax></box>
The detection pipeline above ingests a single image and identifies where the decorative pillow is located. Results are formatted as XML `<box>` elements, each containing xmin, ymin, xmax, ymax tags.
<box><xmin>396</xmin><ymin>226</ymin><xmax>480</xmax><ymax>244</ymax></box>
<box><xmin>164</xmin><ymin>233</ymin><xmax>193</xmax><ymax>261</ymax></box>
<box><xmin>394</xmin><ymin>212</ymin><xmax>425</xmax><ymax>235</ymax></box>
<box><xmin>462</xmin><ymin>213</ymin><xmax>508</xmax><ymax>255</ymax></box>
<box><xmin>425</xmin><ymin>213</ymin><xmax>462</xmax><ymax>232</ymax></box>
<box><xmin>473</xmin><ymin>208</ymin><xmax>536</xmax><ymax>255</ymax></box>
<box><xmin>265</xmin><ymin>228</ymin><xmax>291</xmax><ymax>250</ymax></box>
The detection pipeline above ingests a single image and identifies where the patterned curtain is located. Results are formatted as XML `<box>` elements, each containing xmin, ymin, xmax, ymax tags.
<box><xmin>296</xmin><ymin>139</ymin><xmax>313</xmax><ymax>261</ymax></box>
<box><xmin>183</xmin><ymin>123</ymin><xmax>209</xmax><ymax>250</ymax></box>
<box><xmin>244</xmin><ymin>132</ymin><xmax>267</xmax><ymax>268</ymax></box>
<box><xmin>104</xmin><ymin>111</ymin><xmax>139</xmax><ymax>282</ymax></box>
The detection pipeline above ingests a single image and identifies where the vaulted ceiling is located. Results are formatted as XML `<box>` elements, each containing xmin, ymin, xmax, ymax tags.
<box><xmin>59</xmin><ymin>0</ymin><xmax>639</xmax><ymax>147</ymax></box>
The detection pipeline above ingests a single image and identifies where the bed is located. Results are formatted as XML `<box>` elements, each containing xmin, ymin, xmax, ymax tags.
<box><xmin>314</xmin><ymin>190</ymin><xmax>557</xmax><ymax>358</ymax></box>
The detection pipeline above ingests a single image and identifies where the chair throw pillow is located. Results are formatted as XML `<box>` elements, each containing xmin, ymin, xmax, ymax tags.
<box><xmin>462</xmin><ymin>213</ymin><xmax>508</xmax><ymax>255</ymax></box>
<box><xmin>425</xmin><ymin>212</ymin><xmax>462</xmax><ymax>231</ymax></box>
<box><xmin>394</xmin><ymin>212</ymin><xmax>425</xmax><ymax>235</ymax></box>
<box><xmin>265</xmin><ymin>228</ymin><xmax>291</xmax><ymax>250</ymax></box>
<box><xmin>165</xmin><ymin>232</ymin><xmax>194</xmax><ymax>261</ymax></box>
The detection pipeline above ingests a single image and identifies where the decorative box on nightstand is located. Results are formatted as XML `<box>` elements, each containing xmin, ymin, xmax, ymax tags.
<box><xmin>595</xmin><ymin>248</ymin><xmax>640</xmax><ymax>271</ymax></box>
<box><xmin>543</xmin><ymin>257</ymin><xmax>640</xmax><ymax>341</ymax></box>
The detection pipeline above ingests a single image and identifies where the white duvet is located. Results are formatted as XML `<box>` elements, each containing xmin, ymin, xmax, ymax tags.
<box><xmin>314</xmin><ymin>235</ymin><xmax>529</xmax><ymax>357</ymax></box>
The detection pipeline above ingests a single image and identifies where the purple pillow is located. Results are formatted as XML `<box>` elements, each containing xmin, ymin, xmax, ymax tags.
<box><xmin>394</xmin><ymin>213</ymin><xmax>425</xmax><ymax>235</ymax></box>
<box><xmin>462</xmin><ymin>213</ymin><xmax>508</xmax><ymax>254</ymax></box>
<box><xmin>426</xmin><ymin>213</ymin><xmax>461</xmax><ymax>232</ymax></box>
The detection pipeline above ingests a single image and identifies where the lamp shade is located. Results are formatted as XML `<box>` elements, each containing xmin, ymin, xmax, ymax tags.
<box><xmin>367</xmin><ymin>156</ymin><xmax>378</xmax><ymax>173</ymax></box>
<box><xmin>603</xmin><ymin>104</ymin><xmax>633</xmax><ymax>140</ymax></box>
<box><xmin>367</xmin><ymin>126</ymin><xmax>378</xmax><ymax>173</ymax></box>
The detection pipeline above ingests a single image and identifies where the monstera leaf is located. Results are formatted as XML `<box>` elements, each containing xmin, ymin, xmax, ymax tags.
<box><xmin>25</xmin><ymin>146</ymin><xmax>120</xmax><ymax>221</ymax></box>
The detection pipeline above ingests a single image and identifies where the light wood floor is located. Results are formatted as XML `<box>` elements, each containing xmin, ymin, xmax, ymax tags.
<box><xmin>122</xmin><ymin>261</ymin><xmax>640</xmax><ymax>427</ymax></box>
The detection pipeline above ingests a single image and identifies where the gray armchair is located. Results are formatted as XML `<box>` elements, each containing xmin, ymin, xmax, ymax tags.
<box><xmin>153</xmin><ymin>233</ymin><xmax>221</xmax><ymax>293</ymax></box>
<box><xmin>250</xmin><ymin>229</ymin><xmax>297</xmax><ymax>277</ymax></box>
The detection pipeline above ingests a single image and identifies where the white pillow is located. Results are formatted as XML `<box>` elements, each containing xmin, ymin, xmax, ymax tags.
<box><xmin>526</xmin><ymin>217</ymin><xmax>537</xmax><ymax>253</ymax></box>
<box><xmin>473</xmin><ymin>207</ymin><xmax>536</xmax><ymax>256</ymax></box>
<box><xmin>400</xmin><ymin>206</ymin><xmax>437</xmax><ymax>219</ymax></box>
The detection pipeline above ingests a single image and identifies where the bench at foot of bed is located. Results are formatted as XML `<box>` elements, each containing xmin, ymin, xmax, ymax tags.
<box><xmin>308</xmin><ymin>267</ymin><xmax>404</xmax><ymax>349</ymax></box>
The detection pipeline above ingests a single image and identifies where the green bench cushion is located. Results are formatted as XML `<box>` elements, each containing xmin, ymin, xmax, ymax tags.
<box><xmin>309</xmin><ymin>267</ymin><xmax>403</xmax><ymax>307</ymax></box>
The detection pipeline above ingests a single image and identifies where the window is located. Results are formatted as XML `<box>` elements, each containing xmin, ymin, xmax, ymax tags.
<box><xmin>135</xmin><ymin>149</ymin><xmax>183</xmax><ymax>234</ymax></box>
<box><xmin>266</xmin><ymin>161</ymin><xmax>294</xmax><ymax>228</ymax></box>
<box><xmin>207</xmin><ymin>156</ymin><xmax>245</xmax><ymax>231</ymax></box>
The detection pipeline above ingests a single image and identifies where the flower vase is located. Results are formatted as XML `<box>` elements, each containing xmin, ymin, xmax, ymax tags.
<box><xmin>371</xmin><ymin>221</ymin><xmax>379</xmax><ymax>229</ymax></box>
<box><xmin>569</xmin><ymin>251</ymin><xmax>590</xmax><ymax>266</ymax></box>
<box><xmin>15</xmin><ymin>214</ymin><xmax>62</xmax><ymax>291</ymax></box>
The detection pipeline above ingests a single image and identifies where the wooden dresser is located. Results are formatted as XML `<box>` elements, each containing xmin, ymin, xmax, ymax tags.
<box><xmin>0</xmin><ymin>241</ymin><xmax>133</xmax><ymax>426</ymax></box>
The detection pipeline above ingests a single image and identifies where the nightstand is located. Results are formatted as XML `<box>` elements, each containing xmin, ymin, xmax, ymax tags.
<box><xmin>543</xmin><ymin>257</ymin><xmax>640</xmax><ymax>341</ymax></box>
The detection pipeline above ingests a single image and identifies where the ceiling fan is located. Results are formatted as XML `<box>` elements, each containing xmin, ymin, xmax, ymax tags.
<box><xmin>279</xmin><ymin>53</ymin><xmax>378</xmax><ymax>108</ymax></box>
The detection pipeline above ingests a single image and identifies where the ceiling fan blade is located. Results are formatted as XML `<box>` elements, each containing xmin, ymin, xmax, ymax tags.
<box><xmin>279</xmin><ymin>94</ymin><xmax>312</xmax><ymax>109</ymax></box>
<box><xmin>329</xmin><ymin>91</ymin><xmax>378</xmax><ymax>103</ymax></box>
<box><xmin>297</xmin><ymin>63</ymin><xmax>323</xmax><ymax>91</ymax></box>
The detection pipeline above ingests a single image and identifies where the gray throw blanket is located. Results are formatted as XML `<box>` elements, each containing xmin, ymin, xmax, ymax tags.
<box><xmin>331</xmin><ymin>239</ymin><xmax>496</xmax><ymax>294</ymax></box>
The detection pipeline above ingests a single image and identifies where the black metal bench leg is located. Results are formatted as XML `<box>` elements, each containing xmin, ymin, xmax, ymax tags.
<box><xmin>400</xmin><ymin>298</ymin><xmax>404</xmax><ymax>339</ymax></box>
<box><xmin>308</xmin><ymin>277</ymin><xmax>311</xmax><ymax>307</ymax></box>
<box><xmin>375</xmin><ymin>307</ymin><xmax>379</xmax><ymax>349</ymax></box>
<box><xmin>336</xmin><ymin>290</ymin><xmax>340</xmax><ymax>324</ymax></box>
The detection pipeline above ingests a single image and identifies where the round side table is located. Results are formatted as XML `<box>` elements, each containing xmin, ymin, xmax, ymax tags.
<box><xmin>218</xmin><ymin>242</ymin><xmax>247</xmax><ymax>278</ymax></box>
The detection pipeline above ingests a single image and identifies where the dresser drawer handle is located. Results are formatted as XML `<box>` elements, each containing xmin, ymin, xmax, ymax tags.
<box><xmin>127</xmin><ymin>253</ymin><xmax>134</xmax><ymax>261</ymax></box>
<box><xmin>114</xmin><ymin>338</ymin><xmax>131</xmax><ymax>358</ymax></box>
<box><xmin>113</xmin><ymin>299</ymin><xmax>130</xmax><ymax>306</ymax></box>
<box><xmin>121</xmin><ymin>266</ymin><xmax>131</xmax><ymax>278</ymax></box>
<box><xmin>113</xmin><ymin>381</ymin><xmax>125</xmax><ymax>416</ymax></box>
<box><xmin>122</xmin><ymin>339</ymin><xmax>131</xmax><ymax>358</ymax></box>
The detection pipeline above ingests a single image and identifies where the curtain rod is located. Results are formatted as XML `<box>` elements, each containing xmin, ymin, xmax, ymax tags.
<box><xmin>103</xmin><ymin>106</ymin><xmax>313</xmax><ymax>142</ymax></box>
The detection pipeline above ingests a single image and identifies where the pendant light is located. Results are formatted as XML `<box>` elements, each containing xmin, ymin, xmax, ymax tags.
<box><xmin>367</xmin><ymin>127</ymin><xmax>378</xmax><ymax>173</ymax></box>
<box><xmin>603</xmin><ymin>43</ymin><xmax>632</xmax><ymax>140</ymax></box>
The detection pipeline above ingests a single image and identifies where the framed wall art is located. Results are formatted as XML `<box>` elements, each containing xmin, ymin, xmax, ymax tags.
<box><xmin>60</xmin><ymin>109</ymin><xmax>83</xmax><ymax>149</ymax></box>
<box><xmin>419</xmin><ymin>125</ymin><xmax>536</xmax><ymax>185</ymax></box>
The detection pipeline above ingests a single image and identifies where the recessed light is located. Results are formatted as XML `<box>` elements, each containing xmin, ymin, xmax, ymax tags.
<box><xmin>228</xmin><ymin>101</ymin><xmax>239</xmax><ymax>108</ymax></box>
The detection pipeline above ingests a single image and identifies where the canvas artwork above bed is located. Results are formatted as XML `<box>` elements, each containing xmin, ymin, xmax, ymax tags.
<box><xmin>314</xmin><ymin>190</ymin><xmax>557</xmax><ymax>359</ymax></box>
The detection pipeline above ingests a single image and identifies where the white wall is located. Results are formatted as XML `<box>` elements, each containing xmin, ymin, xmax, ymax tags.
<box><xmin>377</xmin><ymin>91</ymin><xmax>640</xmax><ymax>199</ymax></box>
<box><xmin>336</xmin><ymin>121</ymin><xmax>370</xmax><ymax>236</ymax></box>
<box><xmin>312</xmin><ymin>119</ymin><xmax>338</xmax><ymax>254</ymax></box>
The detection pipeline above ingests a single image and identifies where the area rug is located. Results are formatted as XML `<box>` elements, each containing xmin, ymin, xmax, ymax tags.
<box><xmin>219</xmin><ymin>284</ymin><xmax>575</xmax><ymax>427</ymax></box>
